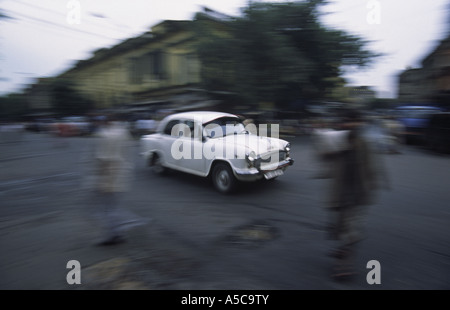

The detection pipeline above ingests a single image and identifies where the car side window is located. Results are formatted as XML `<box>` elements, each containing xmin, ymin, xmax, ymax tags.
<box><xmin>184</xmin><ymin>120</ymin><xmax>196</xmax><ymax>139</ymax></box>
<box><xmin>163</xmin><ymin>120</ymin><xmax>180</xmax><ymax>136</ymax></box>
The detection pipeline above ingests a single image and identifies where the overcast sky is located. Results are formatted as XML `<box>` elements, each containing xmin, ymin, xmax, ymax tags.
<box><xmin>0</xmin><ymin>0</ymin><xmax>449</xmax><ymax>98</ymax></box>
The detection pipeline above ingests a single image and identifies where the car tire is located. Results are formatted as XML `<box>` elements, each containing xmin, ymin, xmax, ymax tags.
<box><xmin>211</xmin><ymin>162</ymin><xmax>237</xmax><ymax>194</ymax></box>
<box><xmin>151</xmin><ymin>153</ymin><xmax>166</xmax><ymax>175</ymax></box>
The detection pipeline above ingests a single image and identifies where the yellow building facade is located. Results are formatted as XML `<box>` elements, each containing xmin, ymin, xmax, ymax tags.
<box><xmin>60</xmin><ymin>20</ymin><xmax>203</xmax><ymax>110</ymax></box>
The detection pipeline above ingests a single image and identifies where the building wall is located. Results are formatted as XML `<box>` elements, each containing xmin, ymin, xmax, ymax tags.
<box><xmin>61</xmin><ymin>24</ymin><xmax>202</xmax><ymax>110</ymax></box>
<box><xmin>398</xmin><ymin>38</ymin><xmax>450</xmax><ymax>104</ymax></box>
<box><xmin>398</xmin><ymin>68</ymin><xmax>424</xmax><ymax>103</ymax></box>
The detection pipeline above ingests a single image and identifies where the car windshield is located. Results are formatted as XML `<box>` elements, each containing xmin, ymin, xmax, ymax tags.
<box><xmin>203</xmin><ymin>117</ymin><xmax>246</xmax><ymax>138</ymax></box>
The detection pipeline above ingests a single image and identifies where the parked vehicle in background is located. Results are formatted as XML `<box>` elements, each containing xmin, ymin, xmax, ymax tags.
<box><xmin>425</xmin><ymin>112</ymin><xmax>450</xmax><ymax>154</ymax></box>
<box><xmin>53</xmin><ymin>116</ymin><xmax>91</xmax><ymax>137</ymax></box>
<box><xmin>130</xmin><ymin>118</ymin><xmax>158</xmax><ymax>138</ymax></box>
<box><xmin>141</xmin><ymin>111</ymin><xmax>294</xmax><ymax>194</ymax></box>
<box><xmin>25</xmin><ymin>118</ymin><xmax>56</xmax><ymax>133</ymax></box>
<box><xmin>395</xmin><ymin>105</ymin><xmax>443</xmax><ymax>144</ymax></box>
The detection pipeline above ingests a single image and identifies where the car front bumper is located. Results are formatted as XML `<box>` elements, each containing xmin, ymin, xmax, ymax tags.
<box><xmin>233</xmin><ymin>158</ymin><xmax>294</xmax><ymax>182</ymax></box>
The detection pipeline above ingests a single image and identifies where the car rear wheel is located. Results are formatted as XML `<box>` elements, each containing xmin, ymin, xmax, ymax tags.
<box><xmin>211</xmin><ymin>163</ymin><xmax>236</xmax><ymax>194</ymax></box>
<box><xmin>151</xmin><ymin>153</ymin><xmax>166</xmax><ymax>175</ymax></box>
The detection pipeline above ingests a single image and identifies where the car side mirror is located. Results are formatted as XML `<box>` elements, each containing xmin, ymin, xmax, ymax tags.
<box><xmin>202</xmin><ymin>128</ymin><xmax>211</xmax><ymax>142</ymax></box>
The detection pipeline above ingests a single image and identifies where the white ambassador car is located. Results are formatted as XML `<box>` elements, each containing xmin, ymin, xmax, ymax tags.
<box><xmin>141</xmin><ymin>111</ymin><xmax>294</xmax><ymax>193</ymax></box>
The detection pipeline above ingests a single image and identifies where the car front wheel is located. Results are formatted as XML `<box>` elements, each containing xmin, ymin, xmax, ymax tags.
<box><xmin>211</xmin><ymin>163</ymin><xmax>237</xmax><ymax>194</ymax></box>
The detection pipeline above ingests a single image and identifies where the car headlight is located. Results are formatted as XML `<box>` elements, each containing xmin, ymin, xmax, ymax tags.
<box><xmin>284</xmin><ymin>143</ymin><xmax>291</xmax><ymax>155</ymax></box>
<box><xmin>246</xmin><ymin>151</ymin><xmax>257</xmax><ymax>167</ymax></box>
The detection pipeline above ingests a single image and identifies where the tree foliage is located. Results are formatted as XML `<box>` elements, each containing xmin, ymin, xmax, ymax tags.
<box><xmin>194</xmin><ymin>1</ymin><xmax>379</xmax><ymax>110</ymax></box>
<box><xmin>0</xmin><ymin>93</ymin><xmax>29</xmax><ymax>120</ymax></box>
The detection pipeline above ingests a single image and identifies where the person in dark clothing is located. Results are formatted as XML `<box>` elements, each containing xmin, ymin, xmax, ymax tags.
<box><xmin>324</xmin><ymin>110</ymin><xmax>383</xmax><ymax>281</ymax></box>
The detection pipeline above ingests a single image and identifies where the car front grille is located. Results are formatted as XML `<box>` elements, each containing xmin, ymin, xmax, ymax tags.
<box><xmin>256</xmin><ymin>150</ymin><xmax>287</xmax><ymax>169</ymax></box>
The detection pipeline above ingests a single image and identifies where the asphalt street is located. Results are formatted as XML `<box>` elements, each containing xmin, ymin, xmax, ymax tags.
<box><xmin>0</xmin><ymin>130</ymin><xmax>449</xmax><ymax>290</ymax></box>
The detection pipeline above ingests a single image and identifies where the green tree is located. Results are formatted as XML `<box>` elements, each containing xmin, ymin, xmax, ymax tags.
<box><xmin>194</xmin><ymin>1</ymin><xmax>379</xmax><ymax>110</ymax></box>
<box><xmin>51</xmin><ymin>79</ymin><xmax>94</xmax><ymax>116</ymax></box>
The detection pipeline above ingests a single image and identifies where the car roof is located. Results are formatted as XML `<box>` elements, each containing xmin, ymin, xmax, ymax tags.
<box><xmin>164</xmin><ymin>111</ymin><xmax>239</xmax><ymax>124</ymax></box>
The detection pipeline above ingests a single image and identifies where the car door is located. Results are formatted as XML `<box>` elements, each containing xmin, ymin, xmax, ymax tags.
<box><xmin>177</xmin><ymin>119</ymin><xmax>207</xmax><ymax>176</ymax></box>
<box><xmin>160</xmin><ymin>119</ymin><xmax>182</xmax><ymax>169</ymax></box>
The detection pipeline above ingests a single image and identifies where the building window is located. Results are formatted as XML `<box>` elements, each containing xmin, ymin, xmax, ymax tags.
<box><xmin>187</xmin><ymin>54</ymin><xmax>200</xmax><ymax>83</ymax></box>
<box><xmin>151</xmin><ymin>50</ymin><xmax>164</xmax><ymax>78</ymax></box>
<box><xmin>129</xmin><ymin>51</ymin><xmax>165</xmax><ymax>85</ymax></box>
<box><xmin>129</xmin><ymin>57</ymin><xmax>141</xmax><ymax>84</ymax></box>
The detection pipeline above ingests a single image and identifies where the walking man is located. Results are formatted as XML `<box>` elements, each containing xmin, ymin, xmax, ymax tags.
<box><xmin>325</xmin><ymin>110</ymin><xmax>382</xmax><ymax>280</ymax></box>
<box><xmin>91</xmin><ymin>114</ymin><xmax>144</xmax><ymax>245</ymax></box>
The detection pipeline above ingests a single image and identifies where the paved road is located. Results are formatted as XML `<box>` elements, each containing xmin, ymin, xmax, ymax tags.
<box><xmin>0</xmin><ymin>131</ymin><xmax>449</xmax><ymax>290</ymax></box>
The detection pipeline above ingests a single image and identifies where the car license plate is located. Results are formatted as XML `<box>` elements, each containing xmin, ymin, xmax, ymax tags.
<box><xmin>264</xmin><ymin>169</ymin><xmax>284</xmax><ymax>180</ymax></box>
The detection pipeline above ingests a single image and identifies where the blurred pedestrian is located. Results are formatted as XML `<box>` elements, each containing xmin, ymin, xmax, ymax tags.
<box><xmin>90</xmin><ymin>114</ymin><xmax>146</xmax><ymax>246</ymax></box>
<box><xmin>324</xmin><ymin>110</ymin><xmax>384</xmax><ymax>281</ymax></box>
<box><xmin>381</xmin><ymin>115</ymin><xmax>404</xmax><ymax>154</ymax></box>
<box><xmin>135</xmin><ymin>117</ymin><xmax>156</xmax><ymax>137</ymax></box>
<box><xmin>311</xmin><ymin>118</ymin><xmax>346</xmax><ymax>179</ymax></box>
